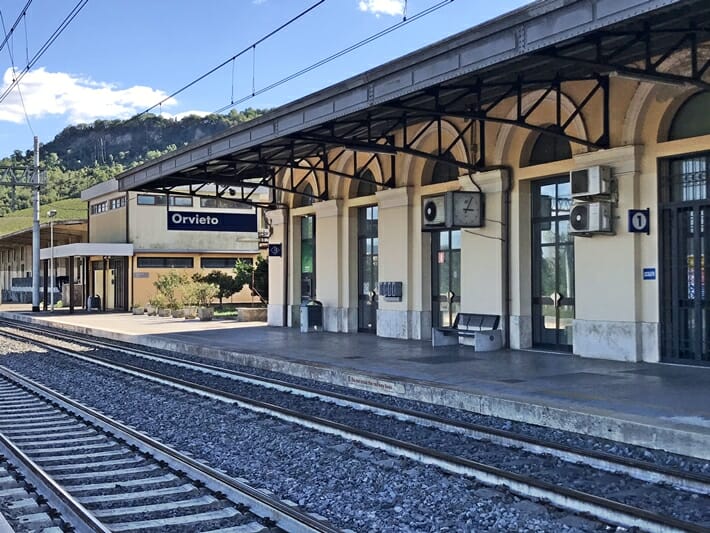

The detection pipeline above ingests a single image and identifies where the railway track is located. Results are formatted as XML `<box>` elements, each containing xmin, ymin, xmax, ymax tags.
<box><xmin>1</xmin><ymin>320</ymin><xmax>709</xmax><ymax>532</ymax></box>
<box><xmin>0</xmin><ymin>361</ymin><xmax>341</xmax><ymax>533</ymax></box>
<box><xmin>0</xmin><ymin>442</ymin><xmax>72</xmax><ymax>532</ymax></box>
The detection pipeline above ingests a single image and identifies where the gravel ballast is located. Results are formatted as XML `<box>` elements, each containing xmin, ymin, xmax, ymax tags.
<box><xmin>0</xmin><ymin>337</ymin><xmax>621</xmax><ymax>532</ymax></box>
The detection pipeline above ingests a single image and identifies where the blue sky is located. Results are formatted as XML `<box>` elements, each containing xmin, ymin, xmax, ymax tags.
<box><xmin>0</xmin><ymin>0</ymin><xmax>531</xmax><ymax>158</ymax></box>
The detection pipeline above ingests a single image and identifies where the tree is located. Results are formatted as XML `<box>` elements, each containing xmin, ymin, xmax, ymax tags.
<box><xmin>153</xmin><ymin>270</ymin><xmax>187</xmax><ymax>310</ymax></box>
<box><xmin>252</xmin><ymin>256</ymin><xmax>268</xmax><ymax>303</ymax></box>
<box><xmin>233</xmin><ymin>257</ymin><xmax>268</xmax><ymax>304</ymax></box>
<box><xmin>194</xmin><ymin>271</ymin><xmax>240</xmax><ymax>306</ymax></box>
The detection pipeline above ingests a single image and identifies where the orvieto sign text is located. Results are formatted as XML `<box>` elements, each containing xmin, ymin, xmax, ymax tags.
<box><xmin>167</xmin><ymin>211</ymin><xmax>257</xmax><ymax>232</ymax></box>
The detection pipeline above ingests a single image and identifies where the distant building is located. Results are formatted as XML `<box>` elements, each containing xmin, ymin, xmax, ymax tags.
<box><xmin>0</xmin><ymin>220</ymin><xmax>86</xmax><ymax>306</ymax></box>
<box><xmin>79</xmin><ymin>179</ymin><xmax>266</xmax><ymax>310</ymax></box>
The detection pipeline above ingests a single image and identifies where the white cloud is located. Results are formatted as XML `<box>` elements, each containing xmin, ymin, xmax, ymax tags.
<box><xmin>358</xmin><ymin>0</ymin><xmax>404</xmax><ymax>17</ymax></box>
<box><xmin>159</xmin><ymin>110</ymin><xmax>212</xmax><ymax>120</ymax></box>
<box><xmin>0</xmin><ymin>67</ymin><xmax>176</xmax><ymax>124</ymax></box>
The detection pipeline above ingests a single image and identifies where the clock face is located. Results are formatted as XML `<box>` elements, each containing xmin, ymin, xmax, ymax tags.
<box><xmin>451</xmin><ymin>191</ymin><xmax>483</xmax><ymax>228</ymax></box>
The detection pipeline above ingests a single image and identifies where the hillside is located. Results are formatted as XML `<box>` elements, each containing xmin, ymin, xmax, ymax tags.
<box><xmin>0</xmin><ymin>198</ymin><xmax>85</xmax><ymax>237</ymax></box>
<box><xmin>0</xmin><ymin>108</ymin><xmax>267</xmax><ymax>215</ymax></box>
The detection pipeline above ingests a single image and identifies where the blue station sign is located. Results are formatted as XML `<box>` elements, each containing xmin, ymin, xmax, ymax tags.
<box><xmin>643</xmin><ymin>267</ymin><xmax>656</xmax><ymax>280</ymax></box>
<box><xmin>167</xmin><ymin>211</ymin><xmax>257</xmax><ymax>232</ymax></box>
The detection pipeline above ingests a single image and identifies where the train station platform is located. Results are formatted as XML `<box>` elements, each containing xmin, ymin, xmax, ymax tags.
<box><xmin>1</xmin><ymin>306</ymin><xmax>708</xmax><ymax>461</ymax></box>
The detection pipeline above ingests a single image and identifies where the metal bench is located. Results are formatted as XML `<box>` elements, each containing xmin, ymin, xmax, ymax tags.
<box><xmin>432</xmin><ymin>312</ymin><xmax>503</xmax><ymax>351</ymax></box>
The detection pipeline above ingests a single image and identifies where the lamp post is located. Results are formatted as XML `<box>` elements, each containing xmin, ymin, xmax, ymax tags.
<box><xmin>47</xmin><ymin>209</ymin><xmax>57</xmax><ymax>312</ymax></box>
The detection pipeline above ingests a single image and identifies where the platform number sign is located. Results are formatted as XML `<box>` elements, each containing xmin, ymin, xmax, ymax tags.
<box><xmin>628</xmin><ymin>209</ymin><xmax>650</xmax><ymax>234</ymax></box>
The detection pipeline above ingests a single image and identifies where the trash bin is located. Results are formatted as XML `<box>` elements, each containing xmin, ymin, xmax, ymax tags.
<box><xmin>87</xmin><ymin>295</ymin><xmax>101</xmax><ymax>311</ymax></box>
<box><xmin>300</xmin><ymin>299</ymin><xmax>322</xmax><ymax>332</ymax></box>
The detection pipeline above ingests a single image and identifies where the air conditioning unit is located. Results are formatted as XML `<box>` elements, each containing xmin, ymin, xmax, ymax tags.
<box><xmin>569</xmin><ymin>201</ymin><xmax>613</xmax><ymax>234</ymax></box>
<box><xmin>570</xmin><ymin>166</ymin><xmax>612</xmax><ymax>198</ymax></box>
<box><xmin>422</xmin><ymin>195</ymin><xmax>447</xmax><ymax>229</ymax></box>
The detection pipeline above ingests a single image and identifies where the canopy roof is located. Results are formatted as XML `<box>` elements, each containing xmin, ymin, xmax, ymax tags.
<box><xmin>117</xmin><ymin>0</ymin><xmax>710</xmax><ymax>206</ymax></box>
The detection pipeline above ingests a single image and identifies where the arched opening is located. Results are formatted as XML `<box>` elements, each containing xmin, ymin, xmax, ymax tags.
<box><xmin>297</xmin><ymin>183</ymin><xmax>315</xmax><ymax>207</ymax></box>
<box><xmin>523</xmin><ymin>126</ymin><xmax>572</xmax><ymax>167</ymax></box>
<box><xmin>431</xmin><ymin>152</ymin><xmax>460</xmax><ymax>184</ymax></box>
<box><xmin>669</xmin><ymin>92</ymin><xmax>710</xmax><ymax>140</ymax></box>
<box><xmin>658</xmin><ymin>91</ymin><xmax>710</xmax><ymax>365</ymax></box>
<box><xmin>355</xmin><ymin>169</ymin><xmax>377</xmax><ymax>197</ymax></box>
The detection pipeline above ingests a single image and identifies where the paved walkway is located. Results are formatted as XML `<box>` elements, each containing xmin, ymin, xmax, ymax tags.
<box><xmin>1</xmin><ymin>306</ymin><xmax>708</xmax><ymax>460</ymax></box>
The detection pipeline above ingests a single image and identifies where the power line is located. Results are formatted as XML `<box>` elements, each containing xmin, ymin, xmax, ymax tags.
<box><xmin>0</xmin><ymin>8</ymin><xmax>35</xmax><ymax>135</ymax></box>
<box><xmin>0</xmin><ymin>0</ymin><xmax>89</xmax><ymax>105</ymax></box>
<box><xmin>136</xmin><ymin>0</ymin><xmax>328</xmax><ymax>118</ymax></box>
<box><xmin>215</xmin><ymin>0</ymin><xmax>454</xmax><ymax>114</ymax></box>
<box><xmin>0</xmin><ymin>0</ymin><xmax>31</xmax><ymax>55</ymax></box>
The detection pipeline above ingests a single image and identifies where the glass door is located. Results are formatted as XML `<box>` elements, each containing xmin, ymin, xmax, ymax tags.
<box><xmin>432</xmin><ymin>230</ymin><xmax>461</xmax><ymax>327</ymax></box>
<box><xmin>358</xmin><ymin>206</ymin><xmax>378</xmax><ymax>333</ymax></box>
<box><xmin>660</xmin><ymin>155</ymin><xmax>710</xmax><ymax>364</ymax></box>
<box><xmin>532</xmin><ymin>177</ymin><xmax>575</xmax><ymax>351</ymax></box>
<box><xmin>300</xmin><ymin>215</ymin><xmax>315</xmax><ymax>302</ymax></box>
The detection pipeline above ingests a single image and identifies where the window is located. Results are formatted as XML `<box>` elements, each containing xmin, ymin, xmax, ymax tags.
<box><xmin>136</xmin><ymin>257</ymin><xmax>193</xmax><ymax>268</ymax></box>
<box><xmin>137</xmin><ymin>194</ymin><xmax>166</xmax><ymax>206</ymax></box>
<box><xmin>431</xmin><ymin>153</ymin><xmax>460</xmax><ymax>184</ymax></box>
<box><xmin>90</xmin><ymin>201</ymin><xmax>108</xmax><ymax>214</ymax></box>
<box><xmin>355</xmin><ymin>169</ymin><xmax>377</xmax><ymax>197</ymax></box>
<box><xmin>200</xmin><ymin>257</ymin><xmax>251</xmax><ymax>269</ymax></box>
<box><xmin>109</xmin><ymin>196</ymin><xmax>126</xmax><ymax>210</ymax></box>
<box><xmin>199</xmin><ymin>197</ymin><xmax>246</xmax><ymax>208</ymax></box>
<box><xmin>662</xmin><ymin>155</ymin><xmax>710</xmax><ymax>203</ymax></box>
<box><xmin>298</xmin><ymin>184</ymin><xmax>315</xmax><ymax>207</ymax></box>
<box><xmin>669</xmin><ymin>92</ymin><xmax>710</xmax><ymax>141</ymax></box>
<box><xmin>525</xmin><ymin>126</ymin><xmax>572</xmax><ymax>166</ymax></box>
<box><xmin>171</xmin><ymin>196</ymin><xmax>193</xmax><ymax>207</ymax></box>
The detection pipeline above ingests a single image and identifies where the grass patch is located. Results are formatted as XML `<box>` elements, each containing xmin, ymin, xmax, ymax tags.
<box><xmin>213</xmin><ymin>308</ymin><xmax>238</xmax><ymax>318</ymax></box>
<box><xmin>0</xmin><ymin>198</ymin><xmax>86</xmax><ymax>237</ymax></box>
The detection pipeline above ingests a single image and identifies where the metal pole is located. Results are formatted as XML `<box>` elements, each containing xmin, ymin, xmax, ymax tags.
<box><xmin>50</xmin><ymin>219</ymin><xmax>55</xmax><ymax>312</ymax></box>
<box><xmin>31</xmin><ymin>136</ymin><xmax>40</xmax><ymax>312</ymax></box>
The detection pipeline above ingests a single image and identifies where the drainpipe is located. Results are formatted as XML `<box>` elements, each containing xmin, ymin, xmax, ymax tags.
<box><xmin>283</xmin><ymin>206</ymin><xmax>290</xmax><ymax>328</ymax></box>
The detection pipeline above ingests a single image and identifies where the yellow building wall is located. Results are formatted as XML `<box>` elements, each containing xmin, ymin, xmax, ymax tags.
<box><xmin>264</xmin><ymin>75</ymin><xmax>710</xmax><ymax>362</ymax></box>
<box><xmin>89</xmin><ymin>197</ymin><xmax>127</xmax><ymax>243</ymax></box>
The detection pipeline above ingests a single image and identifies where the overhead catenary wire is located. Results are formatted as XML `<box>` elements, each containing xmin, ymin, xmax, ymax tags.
<box><xmin>0</xmin><ymin>0</ymin><xmax>89</xmax><ymax>105</ymax></box>
<box><xmin>0</xmin><ymin>8</ymin><xmax>34</xmax><ymax>135</ymax></box>
<box><xmin>136</xmin><ymin>0</ymin><xmax>328</xmax><ymax>118</ymax></box>
<box><xmin>214</xmin><ymin>0</ymin><xmax>455</xmax><ymax>114</ymax></box>
<box><xmin>0</xmin><ymin>0</ymin><xmax>31</xmax><ymax>55</ymax></box>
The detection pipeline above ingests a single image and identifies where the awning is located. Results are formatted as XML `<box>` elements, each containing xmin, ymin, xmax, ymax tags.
<box><xmin>39</xmin><ymin>243</ymin><xmax>134</xmax><ymax>260</ymax></box>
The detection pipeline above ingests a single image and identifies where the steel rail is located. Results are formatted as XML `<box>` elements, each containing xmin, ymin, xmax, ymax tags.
<box><xmin>3</xmin><ymin>319</ymin><xmax>709</xmax><ymax>493</ymax></box>
<box><xmin>0</xmin><ymin>432</ymin><xmax>110</xmax><ymax>533</ymax></box>
<box><xmin>1</xmin><ymin>327</ymin><xmax>705</xmax><ymax>533</ymax></box>
<box><xmin>0</xmin><ymin>364</ymin><xmax>342</xmax><ymax>533</ymax></box>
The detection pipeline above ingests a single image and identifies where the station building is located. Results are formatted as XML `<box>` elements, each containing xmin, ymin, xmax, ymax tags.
<box><xmin>115</xmin><ymin>0</ymin><xmax>710</xmax><ymax>366</ymax></box>
<box><xmin>79</xmin><ymin>179</ymin><xmax>267</xmax><ymax>311</ymax></box>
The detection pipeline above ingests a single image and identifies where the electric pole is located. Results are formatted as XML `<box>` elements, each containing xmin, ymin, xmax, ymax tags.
<box><xmin>32</xmin><ymin>136</ymin><xmax>40</xmax><ymax>311</ymax></box>
<box><xmin>0</xmin><ymin>136</ymin><xmax>44</xmax><ymax>311</ymax></box>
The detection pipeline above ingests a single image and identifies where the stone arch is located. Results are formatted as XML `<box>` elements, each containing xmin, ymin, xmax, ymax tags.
<box><xmin>400</xmin><ymin>119</ymin><xmax>471</xmax><ymax>188</ymax></box>
<box><xmin>327</xmin><ymin>153</ymin><xmax>385</xmax><ymax>199</ymax></box>
<box><xmin>519</xmin><ymin>125</ymin><xmax>573</xmax><ymax>168</ymax></box>
<box><xmin>494</xmin><ymin>89</ymin><xmax>589</xmax><ymax>165</ymax></box>
<box><xmin>660</xmin><ymin>90</ymin><xmax>710</xmax><ymax>142</ymax></box>
<box><xmin>287</xmin><ymin>159</ymin><xmax>321</xmax><ymax>208</ymax></box>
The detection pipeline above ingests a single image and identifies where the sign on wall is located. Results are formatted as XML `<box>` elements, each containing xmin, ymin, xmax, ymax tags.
<box><xmin>167</xmin><ymin>211</ymin><xmax>257</xmax><ymax>232</ymax></box>
<box><xmin>268</xmin><ymin>243</ymin><xmax>282</xmax><ymax>257</ymax></box>
<box><xmin>628</xmin><ymin>208</ymin><xmax>650</xmax><ymax>234</ymax></box>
